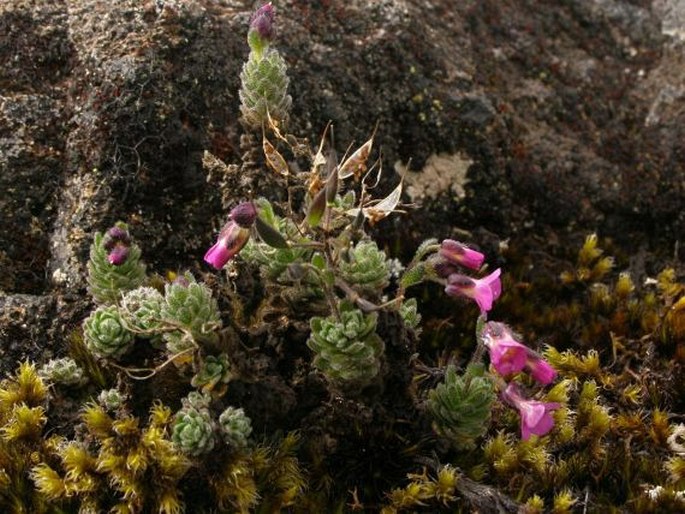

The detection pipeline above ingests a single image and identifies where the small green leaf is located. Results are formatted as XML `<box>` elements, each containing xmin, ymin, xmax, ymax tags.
<box><xmin>400</xmin><ymin>262</ymin><xmax>427</xmax><ymax>289</ymax></box>
<box><xmin>311</xmin><ymin>253</ymin><xmax>326</xmax><ymax>270</ymax></box>
<box><xmin>307</xmin><ymin>188</ymin><xmax>327</xmax><ymax>228</ymax></box>
<box><xmin>255</xmin><ymin>216</ymin><xmax>289</xmax><ymax>248</ymax></box>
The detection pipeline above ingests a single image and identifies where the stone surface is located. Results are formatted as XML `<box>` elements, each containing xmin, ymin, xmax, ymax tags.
<box><xmin>1</xmin><ymin>0</ymin><xmax>684</xmax><ymax>368</ymax></box>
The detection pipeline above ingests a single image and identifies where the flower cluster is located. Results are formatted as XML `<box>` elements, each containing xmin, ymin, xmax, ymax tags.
<box><xmin>103</xmin><ymin>225</ymin><xmax>132</xmax><ymax>265</ymax></box>
<box><xmin>248</xmin><ymin>2</ymin><xmax>275</xmax><ymax>54</ymax></box>
<box><xmin>87</xmin><ymin>222</ymin><xmax>146</xmax><ymax>304</ymax></box>
<box><xmin>435</xmin><ymin>239</ymin><xmax>501</xmax><ymax>314</ymax></box>
<box><xmin>436</xmin><ymin>239</ymin><xmax>560</xmax><ymax>441</ymax></box>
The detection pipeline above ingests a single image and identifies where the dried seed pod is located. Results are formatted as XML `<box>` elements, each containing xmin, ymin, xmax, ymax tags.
<box><xmin>263</xmin><ymin>137</ymin><xmax>289</xmax><ymax>176</ymax></box>
<box><xmin>339</xmin><ymin>136</ymin><xmax>373</xmax><ymax>180</ymax></box>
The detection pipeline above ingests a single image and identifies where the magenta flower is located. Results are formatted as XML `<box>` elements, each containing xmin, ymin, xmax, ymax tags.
<box><xmin>107</xmin><ymin>245</ymin><xmax>130</xmax><ymax>265</ymax></box>
<box><xmin>204</xmin><ymin>222</ymin><xmax>251</xmax><ymax>270</ymax></box>
<box><xmin>528</xmin><ymin>358</ymin><xmax>557</xmax><ymax>385</ymax></box>
<box><xmin>482</xmin><ymin>322</ymin><xmax>557</xmax><ymax>385</ymax></box>
<box><xmin>204</xmin><ymin>202</ymin><xmax>258</xmax><ymax>270</ymax></box>
<box><xmin>439</xmin><ymin>239</ymin><xmax>485</xmax><ymax>271</ymax></box>
<box><xmin>445</xmin><ymin>268</ymin><xmax>502</xmax><ymax>313</ymax></box>
<box><xmin>501</xmin><ymin>383</ymin><xmax>560</xmax><ymax>440</ymax></box>
<box><xmin>103</xmin><ymin>224</ymin><xmax>132</xmax><ymax>266</ymax></box>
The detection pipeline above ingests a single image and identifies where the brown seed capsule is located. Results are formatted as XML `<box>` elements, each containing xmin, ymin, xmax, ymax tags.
<box><xmin>263</xmin><ymin>137</ymin><xmax>289</xmax><ymax>176</ymax></box>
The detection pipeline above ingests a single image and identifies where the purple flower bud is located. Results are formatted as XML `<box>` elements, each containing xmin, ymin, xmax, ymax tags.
<box><xmin>107</xmin><ymin>245</ymin><xmax>130</xmax><ymax>266</ymax></box>
<box><xmin>229</xmin><ymin>201</ymin><xmax>258</xmax><ymax>228</ymax></box>
<box><xmin>103</xmin><ymin>225</ymin><xmax>131</xmax><ymax>251</ymax></box>
<box><xmin>439</xmin><ymin>239</ymin><xmax>485</xmax><ymax>271</ymax></box>
<box><xmin>106</xmin><ymin>226</ymin><xmax>129</xmax><ymax>242</ymax></box>
<box><xmin>250</xmin><ymin>3</ymin><xmax>274</xmax><ymax>38</ymax></box>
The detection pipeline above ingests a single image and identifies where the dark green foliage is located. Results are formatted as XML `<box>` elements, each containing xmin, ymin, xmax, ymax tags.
<box><xmin>307</xmin><ymin>302</ymin><xmax>385</xmax><ymax>389</ymax></box>
<box><xmin>87</xmin><ymin>230</ymin><xmax>146</xmax><ymax>304</ymax></box>
<box><xmin>428</xmin><ymin>364</ymin><xmax>495</xmax><ymax>449</ymax></box>
<box><xmin>161</xmin><ymin>273</ymin><xmax>222</xmax><ymax>356</ymax></box>
<box><xmin>82</xmin><ymin>305</ymin><xmax>134</xmax><ymax>360</ymax></box>
<box><xmin>239</xmin><ymin>48</ymin><xmax>291</xmax><ymax>129</ymax></box>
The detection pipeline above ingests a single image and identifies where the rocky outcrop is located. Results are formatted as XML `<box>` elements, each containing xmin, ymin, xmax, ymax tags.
<box><xmin>1</xmin><ymin>0</ymin><xmax>684</xmax><ymax>367</ymax></box>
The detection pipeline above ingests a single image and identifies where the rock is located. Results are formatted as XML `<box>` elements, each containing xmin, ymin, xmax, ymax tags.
<box><xmin>1</xmin><ymin>0</ymin><xmax>684</xmax><ymax>359</ymax></box>
<box><xmin>0</xmin><ymin>293</ymin><xmax>56</xmax><ymax>375</ymax></box>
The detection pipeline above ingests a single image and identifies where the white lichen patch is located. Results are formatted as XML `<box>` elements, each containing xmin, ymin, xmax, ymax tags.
<box><xmin>657</xmin><ymin>0</ymin><xmax>685</xmax><ymax>41</ymax></box>
<box><xmin>395</xmin><ymin>152</ymin><xmax>472</xmax><ymax>203</ymax></box>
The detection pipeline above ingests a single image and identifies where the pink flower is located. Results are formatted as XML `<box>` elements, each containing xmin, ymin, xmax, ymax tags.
<box><xmin>439</xmin><ymin>239</ymin><xmax>485</xmax><ymax>271</ymax></box>
<box><xmin>528</xmin><ymin>359</ymin><xmax>556</xmax><ymax>385</ymax></box>
<box><xmin>204</xmin><ymin>221</ymin><xmax>250</xmax><ymax>270</ymax></box>
<box><xmin>445</xmin><ymin>268</ymin><xmax>502</xmax><ymax>313</ymax></box>
<box><xmin>482</xmin><ymin>322</ymin><xmax>557</xmax><ymax>385</ymax></box>
<box><xmin>103</xmin><ymin>224</ymin><xmax>132</xmax><ymax>266</ymax></box>
<box><xmin>107</xmin><ymin>245</ymin><xmax>130</xmax><ymax>265</ymax></box>
<box><xmin>501</xmin><ymin>383</ymin><xmax>560</xmax><ymax>440</ymax></box>
<box><xmin>205</xmin><ymin>202</ymin><xmax>258</xmax><ymax>270</ymax></box>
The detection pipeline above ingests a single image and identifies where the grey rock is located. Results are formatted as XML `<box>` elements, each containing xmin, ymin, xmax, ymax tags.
<box><xmin>1</xmin><ymin>0</ymin><xmax>684</xmax><ymax>363</ymax></box>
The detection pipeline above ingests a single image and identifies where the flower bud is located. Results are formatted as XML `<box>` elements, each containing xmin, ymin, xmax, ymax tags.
<box><xmin>229</xmin><ymin>201</ymin><xmax>258</xmax><ymax>228</ymax></box>
<box><xmin>251</xmin><ymin>3</ymin><xmax>274</xmax><ymax>39</ymax></box>
<box><xmin>439</xmin><ymin>239</ymin><xmax>485</xmax><ymax>271</ymax></box>
<box><xmin>107</xmin><ymin>245</ymin><xmax>130</xmax><ymax>266</ymax></box>
<box><xmin>248</xmin><ymin>3</ymin><xmax>275</xmax><ymax>55</ymax></box>
<box><xmin>104</xmin><ymin>226</ymin><xmax>130</xmax><ymax>247</ymax></box>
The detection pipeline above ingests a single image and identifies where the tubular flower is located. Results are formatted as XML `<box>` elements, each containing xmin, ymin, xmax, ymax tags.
<box><xmin>482</xmin><ymin>322</ymin><xmax>557</xmax><ymax>385</ymax></box>
<box><xmin>106</xmin><ymin>245</ymin><xmax>130</xmax><ymax>265</ymax></box>
<box><xmin>204</xmin><ymin>223</ymin><xmax>250</xmax><ymax>269</ymax></box>
<box><xmin>501</xmin><ymin>383</ymin><xmax>560</xmax><ymax>440</ymax></box>
<box><xmin>445</xmin><ymin>268</ymin><xmax>502</xmax><ymax>313</ymax></box>
<box><xmin>204</xmin><ymin>202</ymin><xmax>257</xmax><ymax>270</ymax></box>
<box><xmin>439</xmin><ymin>239</ymin><xmax>485</xmax><ymax>271</ymax></box>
